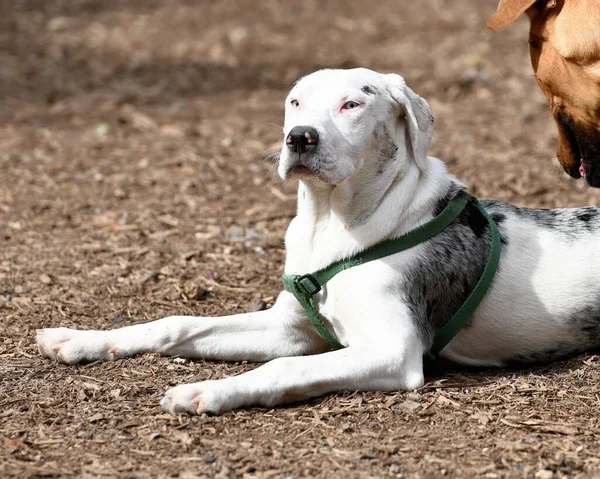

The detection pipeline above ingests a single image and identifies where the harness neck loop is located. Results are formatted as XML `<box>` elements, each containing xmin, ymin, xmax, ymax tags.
<box><xmin>282</xmin><ymin>191</ymin><xmax>501</xmax><ymax>359</ymax></box>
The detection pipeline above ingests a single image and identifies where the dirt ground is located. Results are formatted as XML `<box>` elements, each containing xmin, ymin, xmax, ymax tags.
<box><xmin>2</xmin><ymin>1</ymin><xmax>600</xmax><ymax>478</ymax></box>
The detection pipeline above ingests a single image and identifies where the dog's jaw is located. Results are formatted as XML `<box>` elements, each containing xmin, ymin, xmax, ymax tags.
<box><xmin>285</xmin><ymin>153</ymin><xmax>454</xmax><ymax>274</ymax></box>
<box><xmin>284</xmin><ymin>164</ymin><xmax>335</xmax><ymax>184</ymax></box>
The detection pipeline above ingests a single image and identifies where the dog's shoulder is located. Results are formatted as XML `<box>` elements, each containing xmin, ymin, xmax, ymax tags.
<box><xmin>401</xmin><ymin>188</ymin><xmax>504</xmax><ymax>345</ymax></box>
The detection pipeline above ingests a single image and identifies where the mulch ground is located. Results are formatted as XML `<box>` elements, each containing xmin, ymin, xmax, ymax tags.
<box><xmin>2</xmin><ymin>1</ymin><xmax>600</xmax><ymax>478</ymax></box>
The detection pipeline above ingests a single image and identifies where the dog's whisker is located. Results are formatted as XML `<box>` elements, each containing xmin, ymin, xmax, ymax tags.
<box><xmin>263</xmin><ymin>151</ymin><xmax>281</xmax><ymax>164</ymax></box>
<box><xmin>263</xmin><ymin>122</ymin><xmax>284</xmax><ymax>130</ymax></box>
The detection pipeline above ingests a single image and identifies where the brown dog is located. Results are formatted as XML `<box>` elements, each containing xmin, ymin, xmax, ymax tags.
<box><xmin>488</xmin><ymin>0</ymin><xmax>600</xmax><ymax>186</ymax></box>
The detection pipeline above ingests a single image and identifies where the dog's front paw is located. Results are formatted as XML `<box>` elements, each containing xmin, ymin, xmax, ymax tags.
<box><xmin>161</xmin><ymin>381</ymin><xmax>229</xmax><ymax>416</ymax></box>
<box><xmin>36</xmin><ymin>328</ymin><xmax>116</xmax><ymax>364</ymax></box>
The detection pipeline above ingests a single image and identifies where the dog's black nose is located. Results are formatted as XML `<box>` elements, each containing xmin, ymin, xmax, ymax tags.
<box><xmin>286</xmin><ymin>126</ymin><xmax>319</xmax><ymax>154</ymax></box>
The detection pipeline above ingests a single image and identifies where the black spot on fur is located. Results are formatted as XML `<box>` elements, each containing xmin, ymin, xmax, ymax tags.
<box><xmin>576</xmin><ymin>210</ymin><xmax>596</xmax><ymax>223</ymax></box>
<box><xmin>374</xmin><ymin>123</ymin><xmax>398</xmax><ymax>174</ymax></box>
<box><xmin>490</xmin><ymin>213</ymin><xmax>505</xmax><ymax>224</ymax></box>
<box><xmin>433</xmin><ymin>184</ymin><xmax>465</xmax><ymax>216</ymax></box>
<box><xmin>361</xmin><ymin>85</ymin><xmax>377</xmax><ymax>95</ymax></box>
<box><xmin>462</xmin><ymin>203</ymin><xmax>487</xmax><ymax>238</ymax></box>
<box><xmin>575</xmin><ymin>209</ymin><xmax>597</xmax><ymax>231</ymax></box>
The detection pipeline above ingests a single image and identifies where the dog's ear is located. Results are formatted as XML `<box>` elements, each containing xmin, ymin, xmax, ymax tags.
<box><xmin>487</xmin><ymin>0</ymin><xmax>538</xmax><ymax>30</ymax></box>
<box><xmin>384</xmin><ymin>74</ymin><xmax>434</xmax><ymax>172</ymax></box>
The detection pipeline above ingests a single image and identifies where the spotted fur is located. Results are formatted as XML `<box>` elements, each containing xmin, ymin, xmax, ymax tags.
<box><xmin>361</xmin><ymin>85</ymin><xmax>378</xmax><ymax>95</ymax></box>
<box><xmin>416</xmin><ymin>188</ymin><xmax>600</xmax><ymax>365</ymax></box>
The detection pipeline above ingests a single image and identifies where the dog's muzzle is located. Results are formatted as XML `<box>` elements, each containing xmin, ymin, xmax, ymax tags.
<box><xmin>558</xmin><ymin>112</ymin><xmax>600</xmax><ymax>187</ymax></box>
<box><xmin>286</xmin><ymin>126</ymin><xmax>319</xmax><ymax>154</ymax></box>
<box><xmin>282</xmin><ymin>125</ymin><xmax>331</xmax><ymax>182</ymax></box>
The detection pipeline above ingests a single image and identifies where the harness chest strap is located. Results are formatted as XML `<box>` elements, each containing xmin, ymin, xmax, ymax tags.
<box><xmin>281</xmin><ymin>191</ymin><xmax>501</xmax><ymax>359</ymax></box>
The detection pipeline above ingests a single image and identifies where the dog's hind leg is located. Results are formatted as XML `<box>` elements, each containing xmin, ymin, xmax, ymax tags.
<box><xmin>160</xmin><ymin>339</ymin><xmax>425</xmax><ymax>415</ymax></box>
<box><xmin>36</xmin><ymin>293</ymin><xmax>325</xmax><ymax>364</ymax></box>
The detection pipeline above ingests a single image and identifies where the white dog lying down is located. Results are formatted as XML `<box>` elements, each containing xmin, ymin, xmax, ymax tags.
<box><xmin>37</xmin><ymin>68</ymin><xmax>600</xmax><ymax>415</ymax></box>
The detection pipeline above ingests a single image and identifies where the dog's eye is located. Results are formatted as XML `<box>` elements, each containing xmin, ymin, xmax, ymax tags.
<box><xmin>290</xmin><ymin>99</ymin><xmax>300</xmax><ymax>108</ymax></box>
<box><xmin>528</xmin><ymin>38</ymin><xmax>542</xmax><ymax>49</ymax></box>
<box><xmin>342</xmin><ymin>101</ymin><xmax>360</xmax><ymax>110</ymax></box>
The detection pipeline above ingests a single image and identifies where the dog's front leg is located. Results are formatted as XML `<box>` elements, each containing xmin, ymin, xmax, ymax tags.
<box><xmin>37</xmin><ymin>293</ymin><xmax>326</xmax><ymax>364</ymax></box>
<box><xmin>161</xmin><ymin>342</ymin><xmax>425</xmax><ymax>415</ymax></box>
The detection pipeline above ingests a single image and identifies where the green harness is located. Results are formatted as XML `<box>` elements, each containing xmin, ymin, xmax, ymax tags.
<box><xmin>281</xmin><ymin>191</ymin><xmax>501</xmax><ymax>359</ymax></box>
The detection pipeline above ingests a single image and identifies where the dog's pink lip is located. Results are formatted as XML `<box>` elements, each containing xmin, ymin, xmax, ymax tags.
<box><xmin>286</xmin><ymin>165</ymin><xmax>313</xmax><ymax>178</ymax></box>
<box><xmin>285</xmin><ymin>165</ymin><xmax>333</xmax><ymax>184</ymax></box>
<box><xmin>580</xmin><ymin>158</ymin><xmax>591</xmax><ymax>179</ymax></box>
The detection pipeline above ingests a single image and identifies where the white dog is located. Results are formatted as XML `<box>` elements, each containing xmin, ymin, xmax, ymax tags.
<box><xmin>37</xmin><ymin>68</ymin><xmax>600</xmax><ymax>415</ymax></box>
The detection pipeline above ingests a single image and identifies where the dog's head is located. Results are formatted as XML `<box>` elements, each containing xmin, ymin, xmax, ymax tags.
<box><xmin>278</xmin><ymin>68</ymin><xmax>434</xmax><ymax>186</ymax></box>
<box><xmin>488</xmin><ymin>0</ymin><xmax>600</xmax><ymax>186</ymax></box>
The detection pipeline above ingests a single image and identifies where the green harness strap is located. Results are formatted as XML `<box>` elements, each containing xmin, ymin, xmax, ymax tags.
<box><xmin>281</xmin><ymin>191</ymin><xmax>501</xmax><ymax>358</ymax></box>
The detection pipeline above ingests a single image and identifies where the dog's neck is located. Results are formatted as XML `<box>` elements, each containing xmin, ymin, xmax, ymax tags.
<box><xmin>286</xmin><ymin>156</ymin><xmax>456</xmax><ymax>273</ymax></box>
